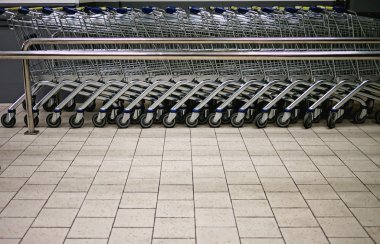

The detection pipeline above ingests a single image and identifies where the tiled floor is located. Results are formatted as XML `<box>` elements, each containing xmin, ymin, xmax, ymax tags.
<box><xmin>0</xmin><ymin>104</ymin><xmax>380</xmax><ymax>243</ymax></box>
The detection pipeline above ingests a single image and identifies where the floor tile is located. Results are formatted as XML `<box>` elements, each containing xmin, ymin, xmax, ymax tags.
<box><xmin>21</xmin><ymin>228</ymin><xmax>68</xmax><ymax>244</ymax></box>
<box><xmin>78</xmin><ymin>199</ymin><xmax>119</xmax><ymax>217</ymax></box>
<box><xmin>120</xmin><ymin>193</ymin><xmax>157</xmax><ymax>208</ymax></box>
<box><xmin>267</xmin><ymin>192</ymin><xmax>307</xmax><ymax>208</ymax></box>
<box><xmin>153</xmin><ymin>218</ymin><xmax>195</xmax><ymax>239</ymax></box>
<box><xmin>225</xmin><ymin>172</ymin><xmax>260</xmax><ymax>184</ymax></box>
<box><xmin>281</xmin><ymin>227</ymin><xmax>329</xmax><ymax>244</ymax></box>
<box><xmin>0</xmin><ymin>218</ymin><xmax>34</xmax><ymax>238</ymax></box>
<box><xmin>327</xmin><ymin>178</ymin><xmax>368</xmax><ymax>192</ymax></box>
<box><xmin>197</xmin><ymin>227</ymin><xmax>239</xmax><ymax>244</ymax></box>
<box><xmin>125</xmin><ymin>178</ymin><xmax>159</xmax><ymax>193</ymax></box>
<box><xmin>308</xmin><ymin>200</ymin><xmax>352</xmax><ymax>217</ymax></box>
<box><xmin>114</xmin><ymin>209</ymin><xmax>155</xmax><ymax>227</ymax></box>
<box><xmin>196</xmin><ymin>208</ymin><xmax>235</xmax><ymax>227</ymax></box>
<box><xmin>14</xmin><ymin>184</ymin><xmax>55</xmax><ymax>200</ymax></box>
<box><xmin>233</xmin><ymin>200</ymin><xmax>273</xmax><ymax>217</ymax></box>
<box><xmin>299</xmin><ymin>185</ymin><xmax>339</xmax><ymax>200</ymax></box>
<box><xmin>86</xmin><ymin>185</ymin><xmax>124</xmax><ymax>200</ymax></box>
<box><xmin>194</xmin><ymin>178</ymin><xmax>228</xmax><ymax>192</ymax></box>
<box><xmin>260</xmin><ymin>178</ymin><xmax>298</xmax><ymax>192</ymax></box>
<box><xmin>68</xmin><ymin>218</ymin><xmax>113</xmax><ymax>238</ymax></box>
<box><xmin>328</xmin><ymin>238</ymin><xmax>375</xmax><ymax>244</ymax></box>
<box><xmin>318</xmin><ymin>217</ymin><xmax>368</xmax><ymax>237</ymax></box>
<box><xmin>1</xmin><ymin>199</ymin><xmax>45</xmax><ymax>217</ymax></box>
<box><xmin>273</xmin><ymin>208</ymin><xmax>319</xmax><ymax>227</ymax></box>
<box><xmin>33</xmin><ymin>208</ymin><xmax>77</xmax><ymax>227</ymax></box>
<box><xmin>338</xmin><ymin>192</ymin><xmax>380</xmax><ymax>207</ymax></box>
<box><xmin>109</xmin><ymin>228</ymin><xmax>152</xmax><ymax>244</ymax></box>
<box><xmin>156</xmin><ymin>200</ymin><xmax>194</xmax><ymax>217</ymax></box>
<box><xmin>158</xmin><ymin>185</ymin><xmax>193</xmax><ymax>200</ymax></box>
<box><xmin>236</xmin><ymin>218</ymin><xmax>281</xmax><ymax>238</ymax></box>
<box><xmin>45</xmin><ymin>192</ymin><xmax>86</xmax><ymax>209</ymax></box>
<box><xmin>256</xmin><ymin>166</ymin><xmax>290</xmax><ymax>178</ymax></box>
<box><xmin>229</xmin><ymin>185</ymin><xmax>266</xmax><ymax>200</ymax></box>
<box><xmin>290</xmin><ymin>171</ymin><xmax>328</xmax><ymax>185</ymax></box>
<box><xmin>351</xmin><ymin>208</ymin><xmax>380</xmax><ymax>226</ymax></box>
<box><xmin>195</xmin><ymin>192</ymin><xmax>232</xmax><ymax>208</ymax></box>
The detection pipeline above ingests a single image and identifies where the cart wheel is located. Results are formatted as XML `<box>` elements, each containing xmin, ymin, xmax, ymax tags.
<box><xmin>69</xmin><ymin>114</ymin><xmax>84</xmax><ymax>128</ymax></box>
<box><xmin>106</xmin><ymin>110</ymin><xmax>118</xmax><ymax>124</ymax></box>
<box><xmin>276</xmin><ymin>113</ymin><xmax>290</xmax><ymax>128</ymax></box>
<box><xmin>185</xmin><ymin>114</ymin><xmax>198</xmax><ymax>128</ymax></box>
<box><xmin>1</xmin><ymin>113</ymin><xmax>16</xmax><ymax>128</ymax></box>
<box><xmin>267</xmin><ymin>110</ymin><xmax>277</xmax><ymax>123</ymax></box>
<box><xmin>303</xmin><ymin>112</ymin><xmax>313</xmax><ymax>129</ymax></box>
<box><xmin>22</xmin><ymin>95</ymin><xmax>36</xmax><ymax>111</ymax></box>
<box><xmin>163</xmin><ymin>113</ymin><xmax>176</xmax><ymax>128</ymax></box>
<box><xmin>231</xmin><ymin>113</ymin><xmax>244</xmax><ymax>128</ymax></box>
<box><xmin>255</xmin><ymin>113</ymin><xmax>268</xmax><ymax>128</ymax></box>
<box><xmin>176</xmin><ymin>113</ymin><xmax>186</xmax><ymax>123</ymax></box>
<box><xmin>24</xmin><ymin>114</ymin><xmax>39</xmax><ymax>127</ymax></box>
<box><xmin>42</xmin><ymin>96</ymin><xmax>58</xmax><ymax>112</ymax></box>
<box><xmin>46</xmin><ymin>113</ymin><xmax>61</xmax><ymax>128</ymax></box>
<box><xmin>153</xmin><ymin>113</ymin><xmax>163</xmax><ymax>124</ymax></box>
<box><xmin>327</xmin><ymin>112</ymin><xmax>337</xmax><ymax>129</ymax></box>
<box><xmin>140</xmin><ymin>113</ymin><xmax>153</xmax><ymax>128</ymax></box>
<box><xmin>208</xmin><ymin>113</ymin><xmax>221</xmax><ymax>128</ymax></box>
<box><xmin>244</xmin><ymin>115</ymin><xmax>255</xmax><ymax>123</ymax></box>
<box><xmin>290</xmin><ymin>110</ymin><xmax>299</xmax><ymax>124</ymax></box>
<box><xmin>198</xmin><ymin>112</ymin><xmax>208</xmax><ymax>124</ymax></box>
<box><xmin>313</xmin><ymin>113</ymin><xmax>321</xmax><ymax>123</ymax></box>
<box><xmin>92</xmin><ymin>114</ymin><xmax>107</xmax><ymax>128</ymax></box>
<box><xmin>353</xmin><ymin>110</ymin><xmax>367</xmax><ymax>124</ymax></box>
<box><xmin>85</xmin><ymin>101</ymin><xmax>97</xmax><ymax>112</ymax></box>
<box><xmin>115</xmin><ymin>113</ymin><xmax>130</xmax><ymax>129</ymax></box>
<box><xmin>367</xmin><ymin>98</ymin><xmax>375</xmax><ymax>114</ymax></box>
<box><xmin>64</xmin><ymin>101</ymin><xmax>76</xmax><ymax>112</ymax></box>
<box><xmin>375</xmin><ymin>111</ymin><xmax>380</xmax><ymax>124</ymax></box>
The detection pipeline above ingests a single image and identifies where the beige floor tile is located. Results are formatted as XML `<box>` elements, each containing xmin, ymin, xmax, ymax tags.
<box><xmin>273</xmin><ymin>208</ymin><xmax>319</xmax><ymax>227</ymax></box>
<box><xmin>229</xmin><ymin>185</ymin><xmax>266</xmax><ymax>200</ymax></box>
<box><xmin>163</xmin><ymin>150</ymin><xmax>191</xmax><ymax>160</ymax></box>
<box><xmin>318</xmin><ymin>217</ymin><xmax>368</xmax><ymax>237</ymax></box>
<box><xmin>260</xmin><ymin>178</ymin><xmax>298</xmax><ymax>192</ymax></box>
<box><xmin>329</xmin><ymin>238</ymin><xmax>375</xmax><ymax>244</ymax></box>
<box><xmin>296</xmin><ymin>137</ymin><xmax>325</xmax><ymax>146</ymax></box>
<box><xmin>339</xmin><ymin>192</ymin><xmax>380</xmax><ymax>207</ymax></box>
<box><xmin>310</xmin><ymin>156</ymin><xmax>344</xmax><ymax>166</ymax></box>
<box><xmin>86</xmin><ymin>185</ymin><xmax>124</xmax><ymax>200</ymax></box>
<box><xmin>256</xmin><ymin>166</ymin><xmax>290</xmax><ymax>178</ymax></box>
<box><xmin>192</xmin><ymin>146</ymin><xmax>220</xmax><ymax>156</ymax></box>
<box><xmin>366</xmin><ymin>227</ymin><xmax>380</xmax><ymax>243</ymax></box>
<box><xmin>281</xmin><ymin>227</ymin><xmax>329</xmax><ymax>244</ymax></box>
<box><xmin>33</xmin><ymin>208</ymin><xmax>77</xmax><ymax>227</ymax></box>
<box><xmin>78</xmin><ymin>199</ymin><xmax>119</xmax><ymax>217</ymax></box>
<box><xmin>0</xmin><ymin>239</ymin><xmax>21</xmax><ymax>244</ymax></box>
<box><xmin>37</xmin><ymin>160</ymin><xmax>71</xmax><ymax>172</ymax></box>
<box><xmin>308</xmin><ymin>200</ymin><xmax>352</xmax><ymax>217</ymax></box>
<box><xmin>267</xmin><ymin>192</ymin><xmax>307</xmax><ymax>208</ymax></box>
<box><xmin>120</xmin><ymin>193</ymin><xmax>157</xmax><ymax>208</ymax></box>
<box><xmin>1</xmin><ymin>199</ymin><xmax>45</xmax><ymax>217</ymax></box>
<box><xmin>233</xmin><ymin>200</ymin><xmax>273</xmax><ymax>217</ymax></box>
<box><xmin>0</xmin><ymin>192</ymin><xmax>15</xmax><ymax>208</ymax></box>
<box><xmin>109</xmin><ymin>228</ymin><xmax>152</xmax><ymax>244</ymax></box>
<box><xmin>335</xmin><ymin>150</ymin><xmax>368</xmax><ymax>161</ymax></box>
<box><xmin>277</xmin><ymin>150</ymin><xmax>309</xmax><ymax>161</ymax></box>
<box><xmin>93</xmin><ymin>172</ymin><xmax>128</xmax><ymax>185</ymax></box>
<box><xmin>12</xmin><ymin>155</ymin><xmax>45</xmax><ymax>166</ymax></box>
<box><xmin>46</xmin><ymin>150</ymin><xmax>78</xmax><ymax>161</ymax></box>
<box><xmin>351</xmin><ymin>208</ymin><xmax>380</xmax><ymax>226</ymax></box>
<box><xmin>197</xmin><ymin>227</ymin><xmax>239</xmax><ymax>244</ymax></box>
<box><xmin>223</xmin><ymin>160</ymin><xmax>255</xmax><ymax>172</ymax></box>
<box><xmin>299</xmin><ymin>185</ymin><xmax>339</xmax><ymax>200</ymax></box>
<box><xmin>327</xmin><ymin>178</ymin><xmax>368</xmax><ymax>192</ymax></box>
<box><xmin>1</xmin><ymin>166</ymin><xmax>37</xmax><ymax>178</ymax></box>
<box><xmin>128</xmin><ymin>166</ymin><xmax>161</xmax><ymax>179</ymax></box>
<box><xmin>153</xmin><ymin>218</ymin><xmax>195</xmax><ymax>238</ymax></box>
<box><xmin>161</xmin><ymin>160</ymin><xmax>192</xmax><ymax>172</ymax></box>
<box><xmin>344</xmin><ymin>160</ymin><xmax>380</xmax><ymax>172</ymax></box>
<box><xmin>68</xmin><ymin>218</ymin><xmax>113</xmax><ymax>238</ymax></box>
<box><xmin>290</xmin><ymin>171</ymin><xmax>328</xmax><ymax>185</ymax></box>
<box><xmin>21</xmin><ymin>227</ymin><xmax>69</xmax><ymax>244</ymax></box>
<box><xmin>0</xmin><ymin>177</ymin><xmax>27</xmax><ymax>192</ymax></box>
<box><xmin>45</xmin><ymin>192</ymin><xmax>86</xmax><ymax>209</ymax></box>
<box><xmin>56</xmin><ymin>178</ymin><xmax>93</xmax><ymax>192</ymax></box>
<box><xmin>64</xmin><ymin>166</ymin><xmax>98</xmax><ymax>178</ymax></box>
<box><xmin>318</xmin><ymin>166</ymin><xmax>355</xmax><ymax>178</ymax></box>
<box><xmin>156</xmin><ymin>200</ymin><xmax>194</xmax><ymax>217</ymax></box>
<box><xmin>26</xmin><ymin>171</ymin><xmax>64</xmax><ymax>185</ymax></box>
<box><xmin>194</xmin><ymin>178</ymin><xmax>228</xmax><ymax>192</ymax></box>
<box><xmin>160</xmin><ymin>171</ymin><xmax>192</xmax><ymax>184</ymax></box>
<box><xmin>221</xmin><ymin>150</ymin><xmax>251</xmax><ymax>160</ymax></box>
<box><xmin>54</xmin><ymin>141</ymin><xmax>84</xmax><ymax>151</ymax></box>
<box><xmin>114</xmin><ymin>209</ymin><xmax>155</xmax><ymax>227</ymax></box>
<box><xmin>125</xmin><ymin>178</ymin><xmax>159</xmax><ymax>193</ymax></box>
<box><xmin>273</xmin><ymin>141</ymin><xmax>302</xmax><ymax>151</ymax></box>
<box><xmin>283</xmin><ymin>160</ymin><xmax>318</xmax><ymax>172</ymax></box>
<box><xmin>23</xmin><ymin>145</ymin><xmax>54</xmax><ymax>156</ymax></box>
<box><xmin>152</xmin><ymin>239</ymin><xmax>195</xmax><ymax>244</ymax></box>
<box><xmin>195</xmin><ymin>192</ymin><xmax>232</xmax><ymax>208</ymax></box>
<box><xmin>192</xmin><ymin>156</ymin><xmax>222</xmax><ymax>166</ymax></box>
<box><xmin>196</xmin><ymin>208</ymin><xmax>235</xmax><ymax>227</ymax></box>
<box><xmin>302</xmin><ymin>145</ymin><xmax>334</xmax><ymax>156</ymax></box>
<box><xmin>237</xmin><ymin>217</ymin><xmax>281</xmax><ymax>238</ymax></box>
<box><xmin>240</xmin><ymin>238</ymin><xmax>284</xmax><ymax>244</ymax></box>
<box><xmin>0</xmin><ymin>218</ymin><xmax>34</xmax><ymax>238</ymax></box>
<box><xmin>14</xmin><ymin>184</ymin><xmax>55</xmax><ymax>200</ymax></box>
<box><xmin>99</xmin><ymin>160</ymin><xmax>131</xmax><ymax>172</ymax></box>
<box><xmin>193</xmin><ymin>166</ymin><xmax>225</xmax><ymax>178</ymax></box>
<box><xmin>159</xmin><ymin>185</ymin><xmax>193</xmax><ymax>200</ymax></box>
<box><xmin>225</xmin><ymin>171</ymin><xmax>260</xmax><ymax>184</ymax></box>
<box><xmin>64</xmin><ymin>239</ymin><xmax>108</xmax><ymax>244</ymax></box>
<box><xmin>71</xmin><ymin>155</ymin><xmax>104</xmax><ymax>166</ymax></box>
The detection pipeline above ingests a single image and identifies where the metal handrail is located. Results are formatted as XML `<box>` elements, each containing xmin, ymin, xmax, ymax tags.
<box><xmin>0</xmin><ymin>37</ymin><xmax>379</xmax><ymax>135</ymax></box>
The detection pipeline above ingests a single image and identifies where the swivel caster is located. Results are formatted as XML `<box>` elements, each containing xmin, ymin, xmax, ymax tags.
<box><xmin>69</xmin><ymin>114</ymin><xmax>84</xmax><ymax>128</ymax></box>
<box><xmin>255</xmin><ymin>113</ymin><xmax>268</xmax><ymax>128</ymax></box>
<box><xmin>139</xmin><ymin>113</ymin><xmax>153</xmax><ymax>128</ymax></box>
<box><xmin>115</xmin><ymin>114</ymin><xmax>130</xmax><ymax>129</ymax></box>
<box><xmin>353</xmin><ymin>110</ymin><xmax>367</xmax><ymax>124</ymax></box>
<box><xmin>185</xmin><ymin>114</ymin><xmax>198</xmax><ymax>128</ymax></box>
<box><xmin>46</xmin><ymin>113</ymin><xmax>61</xmax><ymax>128</ymax></box>
<box><xmin>1</xmin><ymin>113</ymin><xmax>16</xmax><ymax>128</ymax></box>
<box><xmin>92</xmin><ymin>114</ymin><xmax>107</xmax><ymax>128</ymax></box>
<box><xmin>303</xmin><ymin>112</ymin><xmax>313</xmax><ymax>129</ymax></box>
<box><xmin>208</xmin><ymin>113</ymin><xmax>221</xmax><ymax>128</ymax></box>
<box><xmin>231</xmin><ymin>113</ymin><xmax>244</xmax><ymax>128</ymax></box>
<box><xmin>276</xmin><ymin>113</ymin><xmax>290</xmax><ymax>128</ymax></box>
<box><xmin>163</xmin><ymin>114</ymin><xmax>176</xmax><ymax>128</ymax></box>
<box><xmin>43</xmin><ymin>95</ymin><xmax>58</xmax><ymax>112</ymax></box>
<box><xmin>327</xmin><ymin>112</ymin><xmax>337</xmax><ymax>129</ymax></box>
<box><xmin>24</xmin><ymin>114</ymin><xmax>39</xmax><ymax>127</ymax></box>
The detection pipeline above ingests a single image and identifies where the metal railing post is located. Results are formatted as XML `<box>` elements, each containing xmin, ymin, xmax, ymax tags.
<box><xmin>22</xmin><ymin>59</ymin><xmax>38</xmax><ymax>135</ymax></box>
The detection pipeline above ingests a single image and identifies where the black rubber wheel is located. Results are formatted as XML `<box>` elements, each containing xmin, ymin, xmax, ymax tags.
<box><xmin>276</xmin><ymin>113</ymin><xmax>290</xmax><ymax>128</ymax></box>
<box><xmin>85</xmin><ymin>101</ymin><xmax>97</xmax><ymax>112</ymax></box>
<box><xmin>69</xmin><ymin>114</ymin><xmax>84</xmax><ymax>128</ymax></box>
<box><xmin>131</xmin><ymin>110</ymin><xmax>142</xmax><ymax>124</ymax></box>
<box><xmin>163</xmin><ymin>114</ymin><xmax>176</xmax><ymax>128</ymax></box>
<box><xmin>231</xmin><ymin>113</ymin><xmax>244</xmax><ymax>128</ymax></box>
<box><xmin>115</xmin><ymin>113</ymin><xmax>131</xmax><ymax>129</ymax></box>
<box><xmin>244</xmin><ymin>114</ymin><xmax>255</xmax><ymax>123</ymax></box>
<box><xmin>43</xmin><ymin>96</ymin><xmax>58</xmax><ymax>112</ymax></box>
<box><xmin>185</xmin><ymin>113</ymin><xmax>198</xmax><ymax>128</ymax></box>
<box><xmin>353</xmin><ymin>110</ymin><xmax>367</xmax><ymax>124</ymax></box>
<box><xmin>367</xmin><ymin>99</ymin><xmax>375</xmax><ymax>114</ymax></box>
<box><xmin>92</xmin><ymin>113</ymin><xmax>107</xmax><ymax>128</ymax></box>
<box><xmin>327</xmin><ymin>112</ymin><xmax>337</xmax><ymax>129</ymax></box>
<box><xmin>140</xmin><ymin>113</ymin><xmax>153</xmax><ymax>128</ymax></box>
<box><xmin>1</xmin><ymin>113</ymin><xmax>16</xmax><ymax>128</ymax></box>
<box><xmin>208</xmin><ymin>113</ymin><xmax>221</xmax><ymax>128</ymax></box>
<box><xmin>375</xmin><ymin>111</ymin><xmax>380</xmax><ymax>124</ymax></box>
<box><xmin>221</xmin><ymin>112</ymin><xmax>230</xmax><ymax>124</ymax></box>
<box><xmin>198</xmin><ymin>111</ymin><xmax>208</xmax><ymax>124</ymax></box>
<box><xmin>23</xmin><ymin>114</ymin><xmax>39</xmax><ymax>127</ymax></box>
<box><xmin>267</xmin><ymin>110</ymin><xmax>277</xmax><ymax>123</ymax></box>
<box><xmin>153</xmin><ymin>113</ymin><xmax>163</xmax><ymax>124</ymax></box>
<box><xmin>176</xmin><ymin>113</ymin><xmax>186</xmax><ymax>124</ymax></box>
<box><xmin>46</xmin><ymin>113</ymin><xmax>61</xmax><ymax>128</ymax></box>
<box><xmin>290</xmin><ymin>110</ymin><xmax>299</xmax><ymax>124</ymax></box>
<box><xmin>303</xmin><ymin>112</ymin><xmax>313</xmax><ymax>129</ymax></box>
<box><xmin>106</xmin><ymin>110</ymin><xmax>118</xmax><ymax>124</ymax></box>
<box><xmin>255</xmin><ymin>113</ymin><xmax>268</xmax><ymax>128</ymax></box>
<box><xmin>64</xmin><ymin>101</ymin><xmax>76</xmax><ymax>112</ymax></box>
<box><xmin>313</xmin><ymin>113</ymin><xmax>321</xmax><ymax>123</ymax></box>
